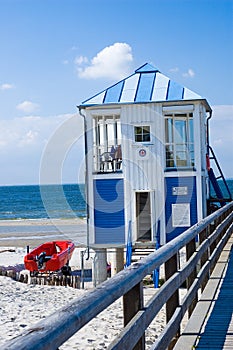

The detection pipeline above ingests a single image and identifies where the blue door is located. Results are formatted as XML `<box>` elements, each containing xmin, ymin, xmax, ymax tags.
<box><xmin>94</xmin><ymin>179</ymin><xmax>125</xmax><ymax>244</ymax></box>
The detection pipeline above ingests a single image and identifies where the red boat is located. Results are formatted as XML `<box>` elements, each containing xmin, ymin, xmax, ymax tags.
<box><xmin>24</xmin><ymin>241</ymin><xmax>75</xmax><ymax>275</ymax></box>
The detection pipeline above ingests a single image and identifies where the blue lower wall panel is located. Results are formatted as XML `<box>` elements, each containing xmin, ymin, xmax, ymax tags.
<box><xmin>94</xmin><ymin>178</ymin><xmax>125</xmax><ymax>244</ymax></box>
<box><xmin>165</xmin><ymin>176</ymin><xmax>197</xmax><ymax>242</ymax></box>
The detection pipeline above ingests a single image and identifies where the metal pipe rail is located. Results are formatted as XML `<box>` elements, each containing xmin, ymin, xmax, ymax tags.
<box><xmin>2</xmin><ymin>202</ymin><xmax>233</xmax><ymax>350</ymax></box>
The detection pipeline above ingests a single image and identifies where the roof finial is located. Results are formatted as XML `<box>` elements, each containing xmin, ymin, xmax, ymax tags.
<box><xmin>135</xmin><ymin>63</ymin><xmax>160</xmax><ymax>73</ymax></box>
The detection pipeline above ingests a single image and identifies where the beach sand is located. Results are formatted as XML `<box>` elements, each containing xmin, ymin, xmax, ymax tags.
<box><xmin>0</xmin><ymin>219</ymin><xmax>187</xmax><ymax>349</ymax></box>
<box><xmin>0</xmin><ymin>245</ymin><xmax>168</xmax><ymax>349</ymax></box>
<box><xmin>0</xmin><ymin>218</ymin><xmax>87</xmax><ymax>247</ymax></box>
<box><xmin>0</xmin><ymin>275</ymin><xmax>166</xmax><ymax>349</ymax></box>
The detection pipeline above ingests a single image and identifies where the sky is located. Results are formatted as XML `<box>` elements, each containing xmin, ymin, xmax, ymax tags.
<box><xmin>0</xmin><ymin>0</ymin><xmax>232</xmax><ymax>185</ymax></box>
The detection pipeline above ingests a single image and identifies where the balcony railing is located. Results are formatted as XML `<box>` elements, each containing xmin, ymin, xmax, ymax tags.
<box><xmin>94</xmin><ymin>145</ymin><xmax>122</xmax><ymax>173</ymax></box>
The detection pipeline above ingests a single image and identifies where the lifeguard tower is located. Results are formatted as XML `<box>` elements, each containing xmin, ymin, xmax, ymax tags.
<box><xmin>78</xmin><ymin>63</ymin><xmax>231</xmax><ymax>284</ymax></box>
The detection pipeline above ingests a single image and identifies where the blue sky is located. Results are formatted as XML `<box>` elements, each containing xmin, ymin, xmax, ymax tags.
<box><xmin>0</xmin><ymin>0</ymin><xmax>232</xmax><ymax>185</ymax></box>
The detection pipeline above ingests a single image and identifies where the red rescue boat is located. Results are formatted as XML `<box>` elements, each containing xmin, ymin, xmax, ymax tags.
<box><xmin>24</xmin><ymin>240</ymin><xmax>75</xmax><ymax>275</ymax></box>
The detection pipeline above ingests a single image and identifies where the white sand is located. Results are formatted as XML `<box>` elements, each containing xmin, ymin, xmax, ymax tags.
<box><xmin>0</xmin><ymin>247</ymin><xmax>167</xmax><ymax>349</ymax></box>
<box><xmin>0</xmin><ymin>218</ymin><xmax>87</xmax><ymax>247</ymax></box>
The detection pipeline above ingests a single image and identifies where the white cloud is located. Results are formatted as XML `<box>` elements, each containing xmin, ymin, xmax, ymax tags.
<box><xmin>169</xmin><ymin>67</ymin><xmax>179</xmax><ymax>73</ymax></box>
<box><xmin>0</xmin><ymin>83</ymin><xmax>14</xmax><ymax>90</ymax></box>
<box><xmin>0</xmin><ymin>115</ymin><xmax>71</xmax><ymax>152</ymax></box>
<box><xmin>71</xmin><ymin>46</ymin><xmax>79</xmax><ymax>51</ymax></box>
<box><xmin>17</xmin><ymin>100</ymin><xmax>39</xmax><ymax>114</ymax></box>
<box><xmin>209</xmin><ymin>105</ymin><xmax>233</xmax><ymax>178</ymax></box>
<box><xmin>76</xmin><ymin>42</ymin><xmax>133</xmax><ymax>80</ymax></box>
<box><xmin>182</xmin><ymin>68</ymin><xmax>195</xmax><ymax>78</ymax></box>
<box><xmin>18</xmin><ymin>130</ymin><xmax>39</xmax><ymax>147</ymax></box>
<box><xmin>0</xmin><ymin>114</ymin><xmax>85</xmax><ymax>185</ymax></box>
<box><xmin>211</xmin><ymin>105</ymin><xmax>233</xmax><ymax>122</ymax></box>
<box><xmin>74</xmin><ymin>55</ymin><xmax>88</xmax><ymax>65</ymax></box>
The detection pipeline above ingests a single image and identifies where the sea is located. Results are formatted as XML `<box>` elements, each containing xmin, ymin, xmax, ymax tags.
<box><xmin>0</xmin><ymin>180</ymin><xmax>232</xmax><ymax>221</ymax></box>
<box><xmin>0</xmin><ymin>184</ymin><xmax>86</xmax><ymax>220</ymax></box>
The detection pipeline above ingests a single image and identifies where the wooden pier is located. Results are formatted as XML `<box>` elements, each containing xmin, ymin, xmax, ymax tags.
<box><xmin>174</xmin><ymin>232</ymin><xmax>233</xmax><ymax>349</ymax></box>
<box><xmin>1</xmin><ymin>202</ymin><xmax>233</xmax><ymax>350</ymax></box>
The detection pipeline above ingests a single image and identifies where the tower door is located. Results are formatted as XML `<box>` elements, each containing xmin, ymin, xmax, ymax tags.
<box><xmin>136</xmin><ymin>192</ymin><xmax>152</xmax><ymax>241</ymax></box>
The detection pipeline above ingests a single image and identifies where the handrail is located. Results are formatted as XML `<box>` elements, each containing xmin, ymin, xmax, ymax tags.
<box><xmin>208</xmin><ymin>145</ymin><xmax>232</xmax><ymax>200</ymax></box>
<box><xmin>2</xmin><ymin>202</ymin><xmax>233</xmax><ymax>350</ymax></box>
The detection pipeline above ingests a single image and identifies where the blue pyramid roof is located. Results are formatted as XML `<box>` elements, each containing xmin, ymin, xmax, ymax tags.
<box><xmin>80</xmin><ymin>63</ymin><xmax>209</xmax><ymax>109</ymax></box>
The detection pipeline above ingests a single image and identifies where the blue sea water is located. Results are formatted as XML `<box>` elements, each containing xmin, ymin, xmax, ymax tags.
<box><xmin>0</xmin><ymin>180</ymin><xmax>232</xmax><ymax>221</ymax></box>
<box><xmin>0</xmin><ymin>184</ymin><xmax>86</xmax><ymax>220</ymax></box>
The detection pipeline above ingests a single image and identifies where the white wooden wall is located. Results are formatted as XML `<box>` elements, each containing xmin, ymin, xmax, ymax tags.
<box><xmin>83</xmin><ymin>100</ymin><xmax>209</xmax><ymax>247</ymax></box>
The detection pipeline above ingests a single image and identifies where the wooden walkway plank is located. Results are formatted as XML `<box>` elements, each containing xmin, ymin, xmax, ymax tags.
<box><xmin>174</xmin><ymin>234</ymin><xmax>233</xmax><ymax>350</ymax></box>
<box><xmin>196</xmin><ymin>237</ymin><xmax>233</xmax><ymax>350</ymax></box>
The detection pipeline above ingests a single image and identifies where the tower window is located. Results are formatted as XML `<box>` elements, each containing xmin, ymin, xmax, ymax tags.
<box><xmin>93</xmin><ymin>115</ymin><xmax>122</xmax><ymax>173</ymax></box>
<box><xmin>165</xmin><ymin>113</ymin><xmax>194</xmax><ymax>168</ymax></box>
<box><xmin>134</xmin><ymin>126</ymin><xmax>151</xmax><ymax>142</ymax></box>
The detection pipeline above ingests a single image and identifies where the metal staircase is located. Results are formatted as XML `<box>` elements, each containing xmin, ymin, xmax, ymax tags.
<box><xmin>131</xmin><ymin>244</ymin><xmax>155</xmax><ymax>264</ymax></box>
<box><xmin>207</xmin><ymin>145</ymin><xmax>232</xmax><ymax>213</ymax></box>
<box><xmin>125</xmin><ymin>221</ymin><xmax>161</xmax><ymax>287</ymax></box>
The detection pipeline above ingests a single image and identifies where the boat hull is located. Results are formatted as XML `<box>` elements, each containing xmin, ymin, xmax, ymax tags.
<box><xmin>24</xmin><ymin>241</ymin><xmax>75</xmax><ymax>273</ymax></box>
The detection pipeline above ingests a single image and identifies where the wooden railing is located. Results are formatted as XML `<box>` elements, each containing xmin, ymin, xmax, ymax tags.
<box><xmin>3</xmin><ymin>202</ymin><xmax>233</xmax><ymax>350</ymax></box>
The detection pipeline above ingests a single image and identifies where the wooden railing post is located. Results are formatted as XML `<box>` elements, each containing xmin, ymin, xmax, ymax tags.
<box><xmin>123</xmin><ymin>282</ymin><xmax>145</xmax><ymax>350</ymax></box>
<box><xmin>209</xmin><ymin>217</ymin><xmax>217</xmax><ymax>258</ymax></box>
<box><xmin>165</xmin><ymin>253</ymin><xmax>179</xmax><ymax>349</ymax></box>
<box><xmin>199</xmin><ymin>227</ymin><xmax>209</xmax><ymax>292</ymax></box>
<box><xmin>186</xmin><ymin>238</ymin><xmax>198</xmax><ymax>317</ymax></box>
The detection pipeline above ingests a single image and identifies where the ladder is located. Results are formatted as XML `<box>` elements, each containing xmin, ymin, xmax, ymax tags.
<box><xmin>207</xmin><ymin>145</ymin><xmax>232</xmax><ymax>212</ymax></box>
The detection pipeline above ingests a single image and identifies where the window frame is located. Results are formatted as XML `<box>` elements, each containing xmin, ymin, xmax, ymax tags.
<box><xmin>92</xmin><ymin>114</ymin><xmax>122</xmax><ymax>173</ymax></box>
<box><xmin>164</xmin><ymin>112</ymin><xmax>194</xmax><ymax>169</ymax></box>
<box><xmin>134</xmin><ymin>125</ymin><xmax>151</xmax><ymax>143</ymax></box>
